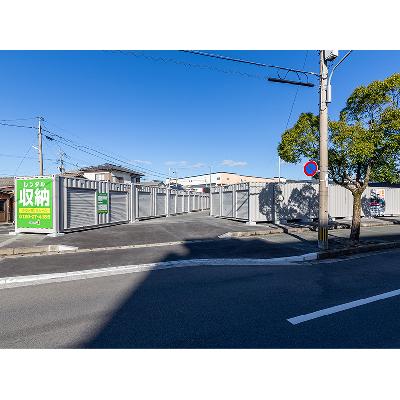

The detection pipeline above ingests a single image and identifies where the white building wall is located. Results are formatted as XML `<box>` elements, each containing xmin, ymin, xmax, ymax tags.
<box><xmin>82</xmin><ymin>171</ymin><xmax>137</xmax><ymax>184</ymax></box>
<box><xmin>170</xmin><ymin>173</ymin><xmax>285</xmax><ymax>187</ymax></box>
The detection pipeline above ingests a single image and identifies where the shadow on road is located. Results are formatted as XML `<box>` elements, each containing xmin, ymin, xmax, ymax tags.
<box><xmin>80</xmin><ymin>237</ymin><xmax>311</xmax><ymax>349</ymax></box>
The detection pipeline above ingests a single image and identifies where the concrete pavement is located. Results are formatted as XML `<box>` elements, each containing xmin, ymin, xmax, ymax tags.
<box><xmin>1</xmin><ymin>247</ymin><xmax>400</xmax><ymax>348</ymax></box>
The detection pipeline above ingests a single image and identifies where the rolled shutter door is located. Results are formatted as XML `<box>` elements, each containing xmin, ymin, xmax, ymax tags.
<box><xmin>110</xmin><ymin>191</ymin><xmax>128</xmax><ymax>222</ymax></box>
<box><xmin>67</xmin><ymin>189</ymin><xmax>96</xmax><ymax>229</ymax></box>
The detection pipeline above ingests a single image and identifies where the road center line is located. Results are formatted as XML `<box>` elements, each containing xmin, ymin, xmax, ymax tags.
<box><xmin>287</xmin><ymin>288</ymin><xmax>400</xmax><ymax>325</ymax></box>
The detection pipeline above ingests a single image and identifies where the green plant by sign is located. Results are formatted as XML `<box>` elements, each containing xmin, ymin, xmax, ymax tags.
<box><xmin>97</xmin><ymin>192</ymin><xmax>109</xmax><ymax>214</ymax></box>
<box><xmin>16</xmin><ymin>178</ymin><xmax>54</xmax><ymax>230</ymax></box>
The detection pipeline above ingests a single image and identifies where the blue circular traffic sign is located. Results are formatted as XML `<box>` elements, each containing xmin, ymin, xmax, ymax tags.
<box><xmin>304</xmin><ymin>160</ymin><xmax>318</xmax><ymax>177</ymax></box>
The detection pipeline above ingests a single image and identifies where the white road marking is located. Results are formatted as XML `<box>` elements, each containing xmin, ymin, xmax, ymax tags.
<box><xmin>288</xmin><ymin>288</ymin><xmax>400</xmax><ymax>325</ymax></box>
<box><xmin>0</xmin><ymin>253</ymin><xmax>317</xmax><ymax>290</ymax></box>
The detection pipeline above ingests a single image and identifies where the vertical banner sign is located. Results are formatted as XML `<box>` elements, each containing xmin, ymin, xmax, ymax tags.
<box><xmin>97</xmin><ymin>192</ymin><xmax>109</xmax><ymax>214</ymax></box>
<box><xmin>16</xmin><ymin>178</ymin><xmax>53</xmax><ymax>229</ymax></box>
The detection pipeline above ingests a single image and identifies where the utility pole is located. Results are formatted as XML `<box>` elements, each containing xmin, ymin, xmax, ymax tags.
<box><xmin>209</xmin><ymin>165</ymin><xmax>212</xmax><ymax>216</ymax></box>
<box><xmin>318</xmin><ymin>51</ymin><xmax>329</xmax><ymax>250</ymax></box>
<box><xmin>58</xmin><ymin>151</ymin><xmax>66</xmax><ymax>174</ymax></box>
<box><xmin>37</xmin><ymin>116</ymin><xmax>44</xmax><ymax>176</ymax></box>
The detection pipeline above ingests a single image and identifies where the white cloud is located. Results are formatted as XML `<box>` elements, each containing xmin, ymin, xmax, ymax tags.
<box><xmin>165</xmin><ymin>161</ymin><xmax>188</xmax><ymax>167</ymax></box>
<box><xmin>165</xmin><ymin>161</ymin><xmax>206</xmax><ymax>169</ymax></box>
<box><xmin>132</xmin><ymin>159</ymin><xmax>152</xmax><ymax>165</ymax></box>
<box><xmin>221</xmin><ymin>159</ymin><xmax>248</xmax><ymax>167</ymax></box>
<box><xmin>191</xmin><ymin>162</ymin><xmax>206</xmax><ymax>168</ymax></box>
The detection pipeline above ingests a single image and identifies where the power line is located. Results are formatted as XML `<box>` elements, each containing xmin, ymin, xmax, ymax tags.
<box><xmin>0</xmin><ymin>117</ymin><xmax>37</xmax><ymax>122</ymax></box>
<box><xmin>0</xmin><ymin>153</ymin><xmax>55</xmax><ymax>161</ymax></box>
<box><xmin>278</xmin><ymin>51</ymin><xmax>309</xmax><ymax>181</ymax></box>
<box><xmin>284</xmin><ymin>51</ymin><xmax>310</xmax><ymax>130</ymax></box>
<box><xmin>44</xmin><ymin>138</ymin><xmax>88</xmax><ymax>167</ymax></box>
<box><xmin>0</xmin><ymin>122</ymin><xmax>36</xmax><ymax>129</ymax></box>
<box><xmin>14</xmin><ymin>143</ymin><xmax>35</xmax><ymax>176</ymax></box>
<box><xmin>181</xmin><ymin>50</ymin><xmax>319</xmax><ymax>77</ymax></box>
<box><xmin>42</xmin><ymin>127</ymin><xmax>170</xmax><ymax>179</ymax></box>
<box><xmin>115</xmin><ymin>50</ymin><xmax>268</xmax><ymax>81</ymax></box>
<box><xmin>41</xmin><ymin>123</ymin><xmax>170</xmax><ymax>178</ymax></box>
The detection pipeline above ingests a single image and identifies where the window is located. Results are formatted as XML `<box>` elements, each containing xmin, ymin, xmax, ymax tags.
<box><xmin>95</xmin><ymin>173</ymin><xmax>106</xmax><ymax>181</ymax></box>
<box><xmin>217</xmin><ymin>177</ymin><xmax>220</xmax><ymax>181</ymax></box>
<box><xmin>0</xmin><ymin>200</ymin><xmax>5</xmax><ymax>212</ymax></box>
<box><xmin>112</xmin><ymin>176</ymin><xmax>124</xmax><ymax>183</ymax></box>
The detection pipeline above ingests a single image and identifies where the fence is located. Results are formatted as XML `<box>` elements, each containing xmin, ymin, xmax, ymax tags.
<box><xmin>211</xmin><ymin>182</ymin><xmax>400</xmax><ymax>224</ymax></box>
<box><xmin>132</xmin><ymin>185</ymin><xmax>209</xmax><ymax>221</ymax></box>
<box><xmin>14</xmin><ymin>176</ymin><xmax>209</xmax><ymax>234</ymax></box>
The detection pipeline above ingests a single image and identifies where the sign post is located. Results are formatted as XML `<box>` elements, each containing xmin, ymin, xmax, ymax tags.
<box><xmin>15</xmin><ymin>176</ymin><xmax>55</xmax><ymax>233</ymax></box>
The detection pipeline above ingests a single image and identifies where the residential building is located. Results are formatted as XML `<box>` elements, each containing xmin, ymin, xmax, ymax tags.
<box><xmin>0</xmin><ymin>177</ymin><xmax>15</xmax><ymax>223</ymax></box>
<box><xmin>166</xmin><ymin>172</ymin><xmax>286</xmax><ymax>189</ymax></box>
<box><xmin>79</xmin><ymin>163</ymin><xmax>144</xmax><ymax>184</ymax></box>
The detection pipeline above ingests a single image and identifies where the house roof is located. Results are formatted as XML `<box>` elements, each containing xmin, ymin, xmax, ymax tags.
<box><xmin>60</xmin><ymin>170</ymin><xmax>86</xmax><ymax>178</ymax></box>
<box><xmin>79</xmin><ymin>163</ymin><xmax>144</xmax><ymax>176</ymax></box>
<box><xmin>0</xmin><ymin>177</ymin><xmax>14</xmax><ymax>187</ymax></box>
<box><xmin>140</xmin><ymin>180</ymin><xmax>166</xmax><ymax>187</ymax></box>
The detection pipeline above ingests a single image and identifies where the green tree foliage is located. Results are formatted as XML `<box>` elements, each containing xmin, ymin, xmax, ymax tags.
<box><xmin>278</xmin><ymin>73</ymin><xmax>400</xmax><ymax>242</ymax></box>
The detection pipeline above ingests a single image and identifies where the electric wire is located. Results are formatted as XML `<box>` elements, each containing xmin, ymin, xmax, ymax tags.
<box><xmin>42</xmin><ymin>128</ymin><xmax>169</xmax><ymax>179</ymax></box>
<box><xmin>41</xmin><ymin>122</ymin><xmax>170</xmax><ymax>178</ymax></box>
<box><xmin>14</xmin><ymin>143</ymin><xmax>35</xmax><ymax>176</ymax></box>
<box><xmin>0</xmin><ymin>117</ymin><xmax>37</xmax><ymax>122</ymax></box>
<box><xmin>0</xmin><ymin>122</ymin><xmax>36</xmax><ymax>129</ymax></box>
<box><xmin>284</xmin><ymin>51</ymin><xmax>309</xmax><ymax>131</ymax></box>
<box><xmin>115</xmin><ymin>50</ymin><xmax>268</xmax><ymax>81</ymax></box>
<box><xmin>279</xmin><ymin>51</ymin><xmax>310</xmax><ymax>176</ymax></box>
<box><xmin>180</xmin><ymin>50</ymin><xmax>319</xmax><ymax>77</ymax></box>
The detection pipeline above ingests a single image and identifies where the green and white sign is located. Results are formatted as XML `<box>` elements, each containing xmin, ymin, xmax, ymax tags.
<box><xmin>16</xmin><ymin>177</ymin><xmax>54</xmax><ymax>230</ymax></box>
<box><xmin>97</xmin><ymin>192</ymin><xmax>109</xmax><ymax>214</ymax></box>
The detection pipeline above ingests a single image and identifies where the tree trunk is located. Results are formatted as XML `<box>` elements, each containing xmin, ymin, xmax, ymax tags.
<box><xmin>350</xmin><ymin>191</ymin><xmax>362</xmax><ymax>244</ymax></box>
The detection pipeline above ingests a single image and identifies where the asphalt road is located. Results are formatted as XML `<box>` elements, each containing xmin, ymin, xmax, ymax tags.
<box><xmin>0</xmin><ymin>236</ymin><xmax>315</xmax><ymax>279</ymax></box>
<box><xmin>1</xmin><ymin>248</ymin><xmax>400</xmax><ymax>348</ymax></box>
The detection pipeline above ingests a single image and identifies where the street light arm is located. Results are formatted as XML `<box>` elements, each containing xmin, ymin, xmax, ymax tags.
<box><xmin>328</xmin><ymin>50</ymin><xmax>353</xmax><ymax>87</ymax></box>
<box><xmin>326</xmin><ymin>51</ymin><xmax>353</xmax><ymax>103</ymax></box>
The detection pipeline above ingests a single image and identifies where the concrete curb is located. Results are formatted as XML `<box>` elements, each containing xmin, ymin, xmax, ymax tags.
<box><xmin>0</xmin><ymin>238</ymin><xmax>243</xmax><ymax>259</ymax></box>
<box><xmin>317</xmin><ymin>241</ymin><xmax>400</xmax><ymax>260</ymax></box>
<box><xmin>0</xmin><ymin>253</ymin><xmax>318</xmax><ymax>290</ymax></box>
<box><xmin>219</xmin><ymin>229</ymin><xmax>284</xmax><ymax>238</ymax></box>
<box><xmin>0</xmin><ymin>245</ymin><xmax>78</xmax><ymax>257</ymax></box>
<box><xmin>219</xmin><ymin>226</ymin><xmax>311</xmax><ymax>238</ymax></box>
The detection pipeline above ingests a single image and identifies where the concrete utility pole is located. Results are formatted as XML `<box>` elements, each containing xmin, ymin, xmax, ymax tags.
<box><xmin>58</xmin><ymin>151</ymin><xmax>66</xmax><ymax>174</ymax></box>
<box><xmin>38</xmin><ymin>116</ymin><xmax>44</xmax><ymax>176</ymax></box>
<box><xmin>209</xmin><ymin>165</ymin><xmax>212</xmax><ymax>216</ymax></box>
<box><xmin>318</xmin><ymin>51</ymin><xmax>329</xmax><ymax>250</ymax></box>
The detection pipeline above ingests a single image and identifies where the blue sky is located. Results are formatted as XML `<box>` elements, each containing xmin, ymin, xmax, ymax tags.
<box><xmin>0</xmin><ymin>50</ymin><xmax>399</xmax><ymax>181</ymax></box>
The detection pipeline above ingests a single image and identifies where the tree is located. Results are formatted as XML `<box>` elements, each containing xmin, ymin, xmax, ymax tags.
<box><xmin>278</xmin><ymin>73</ymin><xmax>400</xmax><ymax>243</ymax></box>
